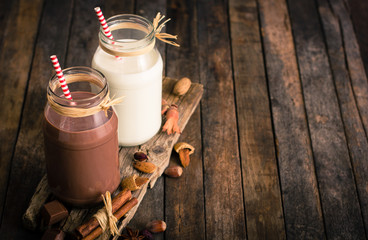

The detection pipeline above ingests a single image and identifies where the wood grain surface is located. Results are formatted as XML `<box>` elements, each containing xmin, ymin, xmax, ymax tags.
<box><xmin>329</xmin><ymin>0</ymin><xmax>368</xmax><ymax>140</ymax></box>
<box><xmin>318</xmin><ymin>0</ymin><xmax>368</xmax><ymax>236</ymax></box>
<box><xmin>0</xmin><ymin>0</ymin><xmax>367</xmax><ymax>239</ymax></box>
<box><xmin>289</xmin><ymin>0</ymin><xmax>365</xmax><ymax>238</ymax></box>
<box><xmin>348</xmin><ymin>0</ymin><xmax>368</xmax><ymax>78</ymax></box>
<box><xmin>0</xmin><ymin>0</ymin><xmax>44</xmax><ymax>224</ymax></box>
<box><xmin>258</xmin><ymin>0</ymin><xmax>325</xmax><ymax>238</ymax></box>
<box><xmin>164</xmin><ymin>0</ymin><xmax>206</xmax><ymax>239</ymax></box>
<box><xmin>229</xmin><ymin>0</ymin><xmax>285</xmax><ymax>239</ymax></box>
<box><xmin>198</xmin><ymin>0</ymin><xmax>247</xmax><ymax>239</ymax></box>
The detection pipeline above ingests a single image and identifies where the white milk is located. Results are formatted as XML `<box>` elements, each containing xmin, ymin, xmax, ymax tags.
<box><xmin>92</xmin><ymin>46</ymin><xmax>163</xmax><ymax>146</ymax></box>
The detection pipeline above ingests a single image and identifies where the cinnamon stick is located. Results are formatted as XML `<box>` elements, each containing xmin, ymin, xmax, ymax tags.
<box><xmin>82</xmin><ymin>198</ymin><xmax>138</xmax><ymax>240</ymax></box>
<box><xmin>76</xmin><ymin>189</ymin><xmax>131</xmax><ymax>238</ymax></box>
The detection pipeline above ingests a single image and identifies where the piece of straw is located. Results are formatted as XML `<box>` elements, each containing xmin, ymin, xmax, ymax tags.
<box><xmin>50</xmin><ymin>55</ymin><xmax>73</xmax><ymax>100</ymax></box>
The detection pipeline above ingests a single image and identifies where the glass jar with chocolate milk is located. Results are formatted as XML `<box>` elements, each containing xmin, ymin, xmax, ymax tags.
<box><xmin>92</xmin><ymin>14</ymin><xmax>163</xmax><ymax>146</ymax></box>
<box><xmin>43</xmin><ymin>67</ymin><xmax>120</xmax><ymax>206</ymax></box>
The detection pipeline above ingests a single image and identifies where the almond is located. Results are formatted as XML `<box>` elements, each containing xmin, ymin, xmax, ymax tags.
<box><xmin>174</xmin><ymin>142</ymin><xmax>195</xmax><ymax>168</ymax></box>
<box><xmin>133</xmin><ymin>161</ymin><xmax>157</xmax><ymax>173</ymax></box>
<box><xmin>164</xmin><ymin>166</ymin><xmax>183</xmax><ymax>178</ymax></box>
<box><xmin>172</xmin><ymin>77</ymin><xmax>192</xmax><ymax>96</ymax></box>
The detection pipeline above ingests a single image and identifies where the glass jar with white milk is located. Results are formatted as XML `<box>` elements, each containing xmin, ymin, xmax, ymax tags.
<box><xmin>92</xmin><ymin>14</ymin><xmax>163</xmax><ymax>146</ymax></box>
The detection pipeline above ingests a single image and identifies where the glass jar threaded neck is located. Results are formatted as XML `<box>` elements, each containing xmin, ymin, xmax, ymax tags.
<box><xmin>48</xmin><ymin>66</ymin><xmax>108</xmax><ymax>109</ymax></box>
<box><xmin>98</xmin><ymin>14</ymin><xmax>156</xmax><ymax>57</ymax></box>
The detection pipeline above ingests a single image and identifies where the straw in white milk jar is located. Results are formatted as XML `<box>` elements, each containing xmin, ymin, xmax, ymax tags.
<box><xmin>92</xmin><ymin>7</ymin><xmax>179</xmax><ymax>146</ymax></box>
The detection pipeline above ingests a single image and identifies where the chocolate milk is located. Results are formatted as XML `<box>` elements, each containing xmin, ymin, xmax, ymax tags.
<box><xmin>43</xmin><ymin>92</ymin><xmax>120</xmax><ymax>206</ymax></box>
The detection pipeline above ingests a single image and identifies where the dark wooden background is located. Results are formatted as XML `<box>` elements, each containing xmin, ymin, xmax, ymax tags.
<box><xmin>0</xmin><ymin>0</ymin><xmax>368</xmax><ymax>239</ymax></box>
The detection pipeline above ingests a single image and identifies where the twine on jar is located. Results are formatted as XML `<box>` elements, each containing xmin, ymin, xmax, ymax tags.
<box><xmin>47</xmin><ymin>90</ymin><xmax>123</xmax><ymax>118</ymax></box>
<box><xmin>93</xmin><ymin>191</ymin><xmax>120</xmax><ymax>238</ymax></box>
<box><xmin>153</xmin><ymin>12</ymin><xmax>180</xmax><ymax>47</ymax></box>
<box><xmin>99</xmin><ymin>12</ymin><xmax>179</xmax><ymax>57</ymax></box>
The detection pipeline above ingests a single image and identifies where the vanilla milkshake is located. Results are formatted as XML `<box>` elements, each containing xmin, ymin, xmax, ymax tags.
<box><xmin>92</xmin><ymin>14</ymin><xmax>163</xmax><ymax>146</ymax></box>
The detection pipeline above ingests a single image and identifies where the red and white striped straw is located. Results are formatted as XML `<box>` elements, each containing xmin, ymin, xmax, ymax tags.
<box><xmin>94</xmin><ymin>7</ymin><xmax>122</xmax><ymax>60</ymax></box>
<box><xmin>50</xmin><ymin>55</ymin><xmax>73</xmax><ymax>100</ymax></box>
<box><xmin>94</xmin><ymin>7</ymin><xmax>114</xmax><ymax>40</ymax></box>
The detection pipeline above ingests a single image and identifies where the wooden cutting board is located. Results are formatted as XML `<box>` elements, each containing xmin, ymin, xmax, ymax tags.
<box><xmin>22</xmin><ymin>77</ymin><xmax>203</xmax><ymax>238</ymax></box>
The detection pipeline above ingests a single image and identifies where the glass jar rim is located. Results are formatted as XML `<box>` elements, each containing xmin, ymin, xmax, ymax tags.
<box><xmin>99</xmin><ymin>14</ymin><xmax>155</xmax><ymax>53</ymax></box>
<box><xmin>48</xmin><ymin>66</ymin><xmax>108</xmax><ymax>106</ymax></box>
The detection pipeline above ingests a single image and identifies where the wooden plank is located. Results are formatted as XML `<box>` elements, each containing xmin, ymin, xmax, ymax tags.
<box><xmin>229</xmin><ymin>0</ymin><xmax>285</xmax><ymax>239</ymax></box>
<box><xmin>22</xmin><ymin>78</ymin><xmax>203</xmax><ymax>238</ymax></box>
<box><xmin>0</xmin><ymin>0</ymin><xmax>73</xmax><ymax>238</ymax></box>
<box><xmin>329</xmin><ymin>0</ymin><xmax>368</xmax><ymax>139</ymax></box>
<box><xmin>164</xmin><ymin>0</ymin><xmax>206</xmax><ymax>239</ymax></box>
<box><xmin>258</xmin><ymin>0</ymin><xmax>325</xmax><ymax>238</ymax></box>
<box><xmin>197</xmin><ymin>0</ymin><xmax>247</xmax><ymax>239</ymax></box>
<box><xmin>0</xmin><ymin>0</ymin><xmax>44</xmax><ymax>224</ymax></box>
<box><xmin>103</xmin><ymin>0</ymin><xmax>134</xmax><ymax>16</ymax></box>
<box><xmin>0</xmin><ymin>0</ymin><xmax>12</xmax><ymax>48</ymax></box>
<box><xmin>318</xmin><ymin>0</ymin><xmax>368</xmax><ymax>236</ymax></box>
<box><xmin>64</xmin><ymin>0</ymin><xmax>101</xmax><ymax>67</ymax></box>
<box><xmin>288</xmin><ymin>0</ymin><xmax>365</xmax><ymax>238</ymax></box>
<box><xmin>347</xmin><ymin>0</ymin><xmax>368</xmax><ymax>78</ymax></box>
<box><xmin>128</xmin><ymin>1</ymin><xmax>166</xmax><ymax>238</ymax></box>
<box><xmin>128</xmin><ymin>177</ymin><xmax>164</xmax><ymax>232</ymax></box>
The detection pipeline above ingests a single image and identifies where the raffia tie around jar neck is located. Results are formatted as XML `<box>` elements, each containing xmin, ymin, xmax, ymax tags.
<box><xmin>47</xmin><ymin>75</ymin><xmax>123</xmax><ymax>118</ymax></box>
<box><xmin>99</xmin><ymin>12</ymin><xmax>179</xmax><ymax>57</ymax></box>
<box><xmin>152</xmin><ymin>12</ymin><xmax>180</xmax><ymax>47</ymax></box>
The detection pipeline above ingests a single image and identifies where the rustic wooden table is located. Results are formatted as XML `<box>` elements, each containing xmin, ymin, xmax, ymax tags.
<box><xmin>1</xmin><ymin>0</ymin><xmax>368</xmax><ymax>239</ymax></box>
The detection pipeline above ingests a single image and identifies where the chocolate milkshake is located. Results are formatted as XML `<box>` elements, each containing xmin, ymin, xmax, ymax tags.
<box><xmin>43</xmin><ymin>67</ymin><xmax>120</xmax><ymax>206</ymax></box>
